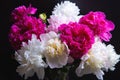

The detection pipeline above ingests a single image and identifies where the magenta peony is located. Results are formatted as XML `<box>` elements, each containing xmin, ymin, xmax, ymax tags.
<box><xmin>79</xmin><ymin>11</ymin><xmax>115</xmax><ymax>41</ymax></box>
<box><xmin>11</xmin><ymin>5</ymin><xmax>37</xmax><ymax>21</ymax></box>
<box><xmin>9</xmin><ymin>16</ymin><xmax>46</xmax><ymax>50</ymax></box>
<box><xmin>58</xmin><ymin>22</ymin><xmax>94</xmax><ymax>59</ymax></box>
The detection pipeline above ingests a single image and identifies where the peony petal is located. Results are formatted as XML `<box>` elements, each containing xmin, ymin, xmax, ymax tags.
<box><xmin>34</xmin><ymin>68</ymin><xmax>45</xmax><ymax>80</ymax></box>
<box><xmin>76</xmin><ymin>37</ymin><xmax>120</xmax><ymax>80</ymax></box>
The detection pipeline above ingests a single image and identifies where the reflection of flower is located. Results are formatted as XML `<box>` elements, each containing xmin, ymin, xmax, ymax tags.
<box><xmin>59</xmin><ymin>22</ymin><xmax>94</xmax><ymax>59</ymax></box>
<box><xmin>9</xmin><ymin>1</ymin><xmax>120</xmax><ymax>80</ymax></box>
<box><xmin>76</xmin><ymin>37</ymin><xmax>120</xmax><ymax>80</ymax></box>
<box><xmin>40</xmin><ymin>31</ymin><xmax>69</xmax><ymax>68</ymax></box>
<box><xmin>79</xmin><ymin>11</ymin><xmax>115</xmax><ymax>41</ymax></box>
<box><xmin>15</xmin><ymin>34</ymin><xmax>47</xmax><ymax>80</ymax></box>
<box><xmin>47</xmin><ymin>1</ymin><xmax>81</xmax><ymax>32</ymax></box>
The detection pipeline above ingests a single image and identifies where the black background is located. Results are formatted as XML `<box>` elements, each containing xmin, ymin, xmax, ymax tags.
<box><xmin>0</xmin><ymin>0</ymin><xmax>120</xmax><ymax>80</ymax></box>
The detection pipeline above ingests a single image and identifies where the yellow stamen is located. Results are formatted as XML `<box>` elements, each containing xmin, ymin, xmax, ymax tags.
<box><xmin>46</xmin><ymin>38</ymin><xmax>65</xmax><ymax>57</ymax></box>
<box><xmin>86</xmin><ymin>51</ymin><xmax>103</xmax><ymax>68</ymax></box>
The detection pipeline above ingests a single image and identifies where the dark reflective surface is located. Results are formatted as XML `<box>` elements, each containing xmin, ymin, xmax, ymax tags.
<box><xmin>1</xmin><ymin>0</ymin><xmax>120</xmax><ymax>80</ymax></box>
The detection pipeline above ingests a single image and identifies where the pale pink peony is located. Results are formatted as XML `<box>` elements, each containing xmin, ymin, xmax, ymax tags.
<box><xmin>58</xmin><ymin>22</ymin><xmax>94</xmax><ymax>59</ymax></box>
<box><xmin>79</xmin><ymin>11</ymin><xmax>115</xmax><ymax>42</ymax></box>
<box><xmin>11</xmin><ymin>5</ymin><xmax>37</xmax><ymax>21</ymax></box>
<box><xmin>9</xmin><ymin>16</ymin><xmax>46</xmax><ymax>50</ymax></box>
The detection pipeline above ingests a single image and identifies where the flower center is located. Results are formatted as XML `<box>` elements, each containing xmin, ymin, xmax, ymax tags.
<box><xmin>46</xmin><ymin>38</ymin><xmax>65</xmax><ymax>57</ymax></box>
<box><xmin>86</xmin><ymin>51</ymin><xmax>103</xmax><ymax>69</ymax></box>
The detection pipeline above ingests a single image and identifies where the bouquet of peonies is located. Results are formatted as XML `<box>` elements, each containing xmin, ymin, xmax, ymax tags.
<box><xmin>9</xmin><ymin>1</ymin><xmax>120</xmax><ymax>80</ymax></box>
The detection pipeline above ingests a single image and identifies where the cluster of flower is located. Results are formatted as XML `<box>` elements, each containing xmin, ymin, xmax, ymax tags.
<box><xmin>9</xmin><ymin>1</ymin><xmax>120</xmax><ymax>80</ymax></box>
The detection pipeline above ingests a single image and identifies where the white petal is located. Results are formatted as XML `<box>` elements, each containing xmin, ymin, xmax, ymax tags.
<box><xmin>47</xmin><ymin>1</ymin><xmax>81</xmax><ymax>32</ymax></box>
<box><xmin>16</xmin><ymin>64</ymin><xmax>35</xmax><ymax>79</ymax></box>
<box><xmin>24</xmin><ymin>69</ymin><xmax>35</xmax><ymax>79</ymax></box>
<box><xmin>16</xmin><ymin>64</ymin><xmax>27</xmax><ymax>77</ymax></box>
<box><xmin>76</xmin><ymin>37</ymin><xmax>120</xmax><ymax>80</ymax></box>
<box><xmin>34</xmin><ymin>67</ymin><xmax>45</xmax><ymax>80</ymax></box>
<box><xmin>94</xmin><ymin>70</ymin><xmax>104</xmax><ymax>80</ymax></box>
<box><xmin>44</xmin><ymin>36</ymin><xmax>69</xmax><ymax>69</ymax></box>
<box><xmin>40</xmin><ymin>31</ymin><xmax>58</xmax><ymax>43</ymax></box>
<box><xmin>46</xmin><ymin>52</ymin><xmax>68</xmax><ymax>69</ymax></box>
<box><xmin>53</xmin><ymin>1</ymin><xmax>80</xmax><ymax>17</ymax></box>
<box><xmin>15</xmin><ymin>34</ymin><xmax>47</xmax><ymax>80</ymax></box>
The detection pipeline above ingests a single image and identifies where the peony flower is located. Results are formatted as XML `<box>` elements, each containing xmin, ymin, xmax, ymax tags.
<box><xmin>58</xmin><ymin>22</ymin><xmax>94</xmax><ymax>59</ymax></box>
<box><xmin>12</xmin><ymin>5</ymin><xmax>37</xmax><ymax>21</ymax></box>
<box><xmin>15</xmin><ymin>34</ymin><xmax>47</xmax><ymax>80</ymax></box>
<box><xmin>76</xmin><ymin>37</ymin><xmax>120</xmax><ymax>80</ymax></box>
<box><xmin>53</xmin><ymin>1</ymin><xmax>80</xmax><ymax>17</ymax></box>
<box><xmin>79</xmin><ymin>11</ymin><xmax>115</xmax><ymax>42</ymax></box>
<box><xmin>47</xmin><ymin>1</ymin><xmax>81</xmax><ymax>32</ymax></box>
<box><xmin>9</xmin><ymin>16</ymin><xmax>46</xmax><ymax>50</ymax></box>
<box><xmin>40</xmin><ymin>31</ymin><xmax>69</xmax><ymax>68</ymax></box>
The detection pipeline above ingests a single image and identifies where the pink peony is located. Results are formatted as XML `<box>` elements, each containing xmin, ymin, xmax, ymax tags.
<box><xmin>11</xmin><ymin>5</ymin><xmax>37</xmax><ymax>21</ymax></box>
<box><xmin>58</xmin><ymin>22</ymin><xmax>94</xmax><ymax>59</ymax></box>
<box><xmin>79</xmin><ymin>11</ymin><xmax>115</xmax><ymax>42</ymax></box>
<box><xmin>9</xmin><ymin>16</ymin><xmax>46</xmax><ymax>50</ymax></box>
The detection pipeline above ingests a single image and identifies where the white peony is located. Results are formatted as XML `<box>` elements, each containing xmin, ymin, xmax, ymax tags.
<box><xmin>40</xmin><ymin>31</ymin><xmax>69</xmax><ymax>68</ymax></box>
<box><xmin>76</xmin><ymin>38</ymin><xmax>120</xmax><ymax>80</ymax></box>
<box><xmin>47</xmin><ymin>1</ymin><xmax>82</xmax><ymax>32</ymax></box>
<box><xmin>53</xmin><ymin>1</ymin><xmax>80</xmax><ymax>17</ymax></box>
<box><xmin>15</xmin><ymin>34</ymin><xmax>47</xmax><ymax>80</ymax></box>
